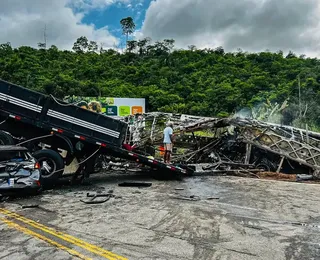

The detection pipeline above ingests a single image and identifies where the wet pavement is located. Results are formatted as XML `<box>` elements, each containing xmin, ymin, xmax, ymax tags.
<box><xmin>0</xmin><ymin>173</ymin><xmax>320</xmax><ymax>260</ymax></box>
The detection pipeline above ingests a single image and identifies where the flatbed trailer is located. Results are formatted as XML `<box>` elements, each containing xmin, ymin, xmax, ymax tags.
<box><xmin>0</xmin><ymin>79</ymin><xmax>191</xmax><ymax>185</ymax></box>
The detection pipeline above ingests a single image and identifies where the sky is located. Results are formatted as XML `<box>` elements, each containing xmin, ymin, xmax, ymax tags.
<box><xmin>1</xmin><ymin>0</ymin><xmax>320</xmax><ymax>57</ymax></box>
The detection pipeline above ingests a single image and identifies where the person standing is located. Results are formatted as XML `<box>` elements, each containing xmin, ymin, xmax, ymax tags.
<box><xmin>163</xmin><ymin>122</ymin><xmax>174</xmax><ymax>164</ymax></box>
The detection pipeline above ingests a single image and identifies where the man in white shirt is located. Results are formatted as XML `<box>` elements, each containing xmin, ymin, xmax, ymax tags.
<box><xmin>163</xmin><ymin>122</ymin><xmax>174</xmax><ymax>164</ymax></box>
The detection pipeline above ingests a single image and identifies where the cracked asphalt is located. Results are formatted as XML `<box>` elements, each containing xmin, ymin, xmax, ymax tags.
<box><xmin>0</xmin><ymin>173</ymin><xmax>320</xmax><ymax>260</ymax></box>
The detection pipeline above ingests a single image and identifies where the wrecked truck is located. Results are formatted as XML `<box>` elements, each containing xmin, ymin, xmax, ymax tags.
<box><xmin>0</xmin><ymin>79</ymin><xmax>190</xmax><ymax>188</ymax></box>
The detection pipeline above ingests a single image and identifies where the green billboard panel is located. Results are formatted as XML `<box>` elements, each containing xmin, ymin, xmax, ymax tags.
<box><xmin>119</xmin><ymin>106</ymin><xmax>130</xmax><ymax>116</ymax></box>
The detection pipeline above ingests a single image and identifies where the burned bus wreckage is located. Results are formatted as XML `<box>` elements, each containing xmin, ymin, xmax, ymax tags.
<box><xmin>123</xmin><ymin>112</ymin><xmax>320</xmax><ymax>179</ymax></box>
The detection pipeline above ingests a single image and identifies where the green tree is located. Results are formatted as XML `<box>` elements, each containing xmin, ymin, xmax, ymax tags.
<box><xmin>72</xmin><ymin>36</ymin><xmax>89</xmax><ymax>53</ymax></box>
<box><xmin>120</xmin><ymin>17</ymin><xmax>136</xmax><ymax>48</ymax></box>
<box><xmin>137</xmin><ymin>38</ymin><xmax>151</xmax><ymax>56</ymax></box>
<box><xmin>126</xmin><ymin>40</ymin><xmax>137</xmax><ymax>53</ymax></box>
<box><xmin>88</xmin><ymin>41</ymin><xmax>98</xmax><ymax>53</ymax></box>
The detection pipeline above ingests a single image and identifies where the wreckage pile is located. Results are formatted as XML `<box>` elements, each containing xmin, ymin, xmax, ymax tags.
<box><xmin>122</xmin><ymin>112</ymin><xmax>320</xmax><ymax>179</ymax></box>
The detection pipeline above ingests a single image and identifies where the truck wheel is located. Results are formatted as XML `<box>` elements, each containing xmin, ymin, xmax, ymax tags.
<box><xmin>255</xmin><ymin>158</ymin><xmax>277</xmax><ymax>172</ymax></box>
<box><xmin>0</xmin><ymin>131</ymin><xmax>14</xmax><ymax>145</ymax></box>
<box><xmin>33</xmin><ymin>149</ymin><xmax>64</xmax><ymax>186</ymax></box>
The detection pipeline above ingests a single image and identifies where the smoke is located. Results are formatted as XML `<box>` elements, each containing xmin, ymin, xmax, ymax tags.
<box><xmin>233</xmin><ymin>107</ymin><xmax>253</xmax><ymax>119</ymax></box>
<box><xmin>232</xmin><ymin>83</ymin><xmax>320</xmax><ymax>131</ymax></box>
<box><xmin>232</xmin><ymin>100</ymin><xmax>320</xmax><ymax>132</ymax></box>
<box><xmin>233</xmin><ymin>100</ymin><xmax>289</xmax><ymax>125</ymax></box>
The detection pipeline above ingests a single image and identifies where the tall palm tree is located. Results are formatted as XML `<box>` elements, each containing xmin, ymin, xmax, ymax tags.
<box><xmin>120</xmin><ymin>17</ymin><xmax>136</xmax><ymax>48</ymax></box>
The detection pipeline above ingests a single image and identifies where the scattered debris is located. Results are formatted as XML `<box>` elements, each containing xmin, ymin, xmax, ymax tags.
<box><xmin>170</xmin><ymin>195</ymin><xmax>200</xmax><ymax>201</ymax></box>
<box><xmin>80</xmin><ymin>192</ymin><xmax>115</xmax><ymax>204</ymax></box>
<box><xmin>207</xmin><ymin>197</ymin><xmax>220</xmax><ymax>200</ymax></box>
<box><xmin>86</xmin><ymin>191</ymin><xmax>113</xmax><ymax>197</ymax></box>
<box><xmin>21</xmin><ymin>204</ymin><xmax>39</xmax><ymax>209</ymax></box>
<box><xmin>118</xmin><ymin>182</ymin><xmax>152</xmax><ymax>188</ymax></box>
<box><xmin>296</xmin><ymin>175</ymin><xmax>314</xmax><ymax>181</ymax></box>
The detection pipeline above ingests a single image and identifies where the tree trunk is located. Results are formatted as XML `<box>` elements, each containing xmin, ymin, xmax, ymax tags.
<box><xmin>126</xmin><ymin>33</ymin><xmax>128</xmax><ymax>49</ymax></box>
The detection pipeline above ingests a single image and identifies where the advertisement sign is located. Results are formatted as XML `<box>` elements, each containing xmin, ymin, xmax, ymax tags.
<box><xmin>64</xmin><ymin>96</ymin><xmax>146</xmax><ymax>116</ymax></box>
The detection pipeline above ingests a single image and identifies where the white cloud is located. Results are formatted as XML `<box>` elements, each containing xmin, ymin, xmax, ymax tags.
<box><xmin>141</xmin><ymin>0</ymin><xmax>320</xmax><ymax>57</ymax></box>
<box><xmin>68</xmin><ymin>0</ymin><xmax>131</xmax><ymax>11</ymax></box>
<box><xmin>0</xmin><ymin>0</ymin><xmax>119</xmax><ymax>50</ymax></box>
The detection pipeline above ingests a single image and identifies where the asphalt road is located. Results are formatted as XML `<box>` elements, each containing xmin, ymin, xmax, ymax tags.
<box><xmin>0</xmin><ymin>173</ymin><xmax>320</xmax><ymax>260</ymax></box>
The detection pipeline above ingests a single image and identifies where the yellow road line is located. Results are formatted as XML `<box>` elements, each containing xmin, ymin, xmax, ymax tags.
<box><xmin>0</xmin><ymin>217</ymin><xmax>92</xmax><ymax>260</ymax></box>
<box><xmin>0</xmin><ymin>209</ymin><xmax>127</xmax><ymax>260</ymax></box>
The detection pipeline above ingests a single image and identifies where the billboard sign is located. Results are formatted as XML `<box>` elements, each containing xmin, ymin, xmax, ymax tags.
<box><xmin>64</xmin><ymin>96</ymin><xmax>146</xmax><ymax>116</ymax></box>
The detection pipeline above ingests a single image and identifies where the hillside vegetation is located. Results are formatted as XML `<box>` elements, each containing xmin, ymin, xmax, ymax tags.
<box><xmin>1</xmin><ymin>38</ymin><xmax>320</xmax><ymax>129</ymax></box>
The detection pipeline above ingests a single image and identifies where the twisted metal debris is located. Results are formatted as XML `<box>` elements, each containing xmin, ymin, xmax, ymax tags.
<box><xmin>123</xmin><ymin>112</ymin><xmax>320</xmax><ymax>178</ymax></box>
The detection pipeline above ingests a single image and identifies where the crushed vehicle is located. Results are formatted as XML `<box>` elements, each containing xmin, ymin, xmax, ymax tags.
<box><xmin>0</xmin><ymin>145</ymin><xmax>41</xmax><ymax>197</ymax></box>
<box><xmin>0</xmin><ymin>79</ymin><xmax>190</xmax><ymax>189</ymax></box>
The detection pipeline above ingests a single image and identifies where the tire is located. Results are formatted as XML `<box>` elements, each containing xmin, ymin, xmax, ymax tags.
<box><xmin>0</xmin><ymin>131</ymin><xmax>14</xmax><ymax>145</ymax></box>
<box><xmin>32</xmin><ymin>149</ymin><xmax>64</xmax><ymax>186</ymax></box>
<box><xmin>255</xmin><ymin>158</ymin><xmax>277</xmax><ymax>172</ymax></box>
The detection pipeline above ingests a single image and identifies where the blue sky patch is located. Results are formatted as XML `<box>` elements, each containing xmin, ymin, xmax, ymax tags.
<box><xmin>75</xmin><ymin>0</ymin><xmax>151</xmax><ymax>44</ymax></box>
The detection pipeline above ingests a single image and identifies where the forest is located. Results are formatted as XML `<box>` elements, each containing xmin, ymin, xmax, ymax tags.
<box><xmin>1</xmin><ymin>34</ymin><xmax>320</xmax><ymax>130</ymax></box>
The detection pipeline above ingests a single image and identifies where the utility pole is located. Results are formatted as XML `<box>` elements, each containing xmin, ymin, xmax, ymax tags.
<box><xmin>298</xmin><ymin>74</ymin><xmax>301</xmax><ymax>118</ymax></box>
<box><xmin>37</xmin><ymin>24</ymin><xmax>47</xmax><ymax>49</ymax></box>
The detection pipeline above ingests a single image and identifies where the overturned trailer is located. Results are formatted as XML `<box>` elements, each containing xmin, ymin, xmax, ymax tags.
<box><xmin>124</xmin><ymin>112</ymin><xmax>320</xmax><ymax>178</ymax></box>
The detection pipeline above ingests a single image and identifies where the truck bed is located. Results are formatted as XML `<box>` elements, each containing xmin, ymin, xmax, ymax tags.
<box><xmin>0</xmin><ymin>79</ymin><xmax>128</xmax><ymax>147</ymax></box>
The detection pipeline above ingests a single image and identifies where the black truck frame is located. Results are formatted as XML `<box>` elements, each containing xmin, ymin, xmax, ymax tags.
<box><xmin>0</xmin><ymin>79</ymin><xmax>190</xmax><ymax>185</ymax></box>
